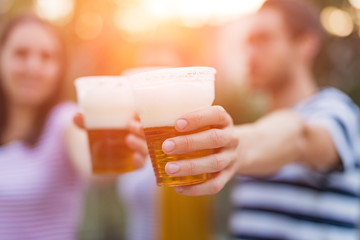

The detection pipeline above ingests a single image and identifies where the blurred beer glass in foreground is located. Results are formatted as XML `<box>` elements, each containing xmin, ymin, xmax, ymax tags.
<box><xmin>130</xmin><ymin>67</ymin><xmax>216</xmax><ymax>186</ymax></box>
<box><xmin>75</xmin><ymin>76</ymin><xmax>139</xmax><ymax>174</ymax></box>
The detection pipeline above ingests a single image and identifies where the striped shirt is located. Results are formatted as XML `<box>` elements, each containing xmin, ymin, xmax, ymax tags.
<box><xmin>230</xmin><ymin>88</ymin><xmax>360</xmax><ymax>240</ymax></box>
<box><xmin>0</xmin><ymin>102</ymin><xmax>84</xmax><ymax>240</ymax></box>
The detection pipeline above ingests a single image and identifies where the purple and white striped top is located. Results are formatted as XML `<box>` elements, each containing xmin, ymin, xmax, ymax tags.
<box><xmin>0</xmin><ymin>102</ymin><xmax>85</xmax><ymax>240</ymax></box>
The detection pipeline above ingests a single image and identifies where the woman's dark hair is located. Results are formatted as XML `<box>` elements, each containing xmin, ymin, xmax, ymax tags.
<box><xmin>0</xmin><ymin>15</ymin><xmax>67</xmax><ymax>146</ymax></box>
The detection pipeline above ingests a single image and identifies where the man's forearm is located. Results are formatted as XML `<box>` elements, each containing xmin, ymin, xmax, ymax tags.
<box><xmin>234</xmin><ymin>110</ymin><xmax>307</xmax><ymax>176</ymax></box>
<box><xmin>234</xmin><ymin>109</ymin><xmax>339</xmax><ymax>176</ymax></box>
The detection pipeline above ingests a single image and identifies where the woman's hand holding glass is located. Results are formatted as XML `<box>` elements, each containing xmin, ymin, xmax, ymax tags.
<box><xmin>73</xmin><ymin>113</ymin><xmax>149</xmax><ymax>169</ymax></box>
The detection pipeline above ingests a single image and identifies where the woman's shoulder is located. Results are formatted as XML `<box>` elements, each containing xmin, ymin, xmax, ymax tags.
<box><xmin>50</xmin><ymin>101</ymin><xmax>79</xmax><ymax>118</ymax></box>
<box><xmin>42</xmin><ymin>101</ymin><xmax>79</xmax><ymax>139</ymax></box>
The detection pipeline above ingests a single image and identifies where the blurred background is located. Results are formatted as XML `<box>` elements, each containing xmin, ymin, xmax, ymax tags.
<box><xmin>1</xmin><ymin>0</ymin><xmax>359</xmax><ymax>239</ymax></box>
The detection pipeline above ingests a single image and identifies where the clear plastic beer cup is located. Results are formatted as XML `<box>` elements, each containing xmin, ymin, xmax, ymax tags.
<box><xmin>130</xmin><ymin>67</ymin><xmax>216</xmax><ymax>186</ymax></box>
<box><xmin>75</xmin><ymin>76</ymin><xmax>139</xmax><ymax>174</ymax></box>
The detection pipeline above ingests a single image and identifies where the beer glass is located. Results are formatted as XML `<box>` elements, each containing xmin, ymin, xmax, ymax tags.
<box><xmin>130</xmin><ymin>67</ymin><xmax>216</xmax><ymax>186</ymax></box>
<box><xmin>75</xmin><ymin>76</ymin><xmax>138</xmax><ymax>174</ymax></box>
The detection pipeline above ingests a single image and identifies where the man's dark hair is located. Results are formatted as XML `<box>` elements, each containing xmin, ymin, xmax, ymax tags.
<box><xmin>260</xmin><ymin>0</ymin><xmax>325</xmax><ymax>44</ymax></box>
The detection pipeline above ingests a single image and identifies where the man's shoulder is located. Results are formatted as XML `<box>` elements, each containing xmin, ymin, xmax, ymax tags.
<box><xmin>316</xmin><ymin>87</ymin><xmax>352</xmax><ymax>102</ymax></box>
<box><xmin>296</xmin><ymin>87</ymin><xmax>360</xmax><ymax>116</ymax></box>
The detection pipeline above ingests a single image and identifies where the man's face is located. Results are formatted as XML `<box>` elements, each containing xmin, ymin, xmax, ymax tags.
<box><xmin>245</xmin><ymin>8</ymin><xmax>296</xmax><ymax>91</ymax></box>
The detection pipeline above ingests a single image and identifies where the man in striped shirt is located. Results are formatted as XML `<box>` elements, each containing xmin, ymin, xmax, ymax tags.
<box><xmin>161</xmin><ymin>0</ymin><xmax>360</xmax><ymax>239</ymax></box>
<box><xmin>228</xmin><ymin>1</ymin><xmax>360</xmax><ymax>239</ymax></box>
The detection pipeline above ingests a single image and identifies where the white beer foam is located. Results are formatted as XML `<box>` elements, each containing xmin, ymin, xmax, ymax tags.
<box><xmin>132</xmin><ymin>79</ymin><xmax>215</xmax><ymax>128</ymax></box>
<box><xmin>75</xmin><ymin>76</ymin><xmax>135</xmax><ymax>129</ymax></box>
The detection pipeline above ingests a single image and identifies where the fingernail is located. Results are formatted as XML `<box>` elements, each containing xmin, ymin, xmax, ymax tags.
<box><xmin>166</xmin><ymin>163</ymin><xmax>180</xmax><ymax>174</ymax></box>
<box><xmin>174</xmin><ymin>186</ymin><xmax>183</xmax><ymax>193</ymax></box>
<box><xmin>176</xmin><ymin>119</ymin><xmax>188</xmax><ymax>130</ymax></box>
<box><xmin>162</xmin><ymin>140</ymin><xmax>175</xmax><ymax>153</ymax></box>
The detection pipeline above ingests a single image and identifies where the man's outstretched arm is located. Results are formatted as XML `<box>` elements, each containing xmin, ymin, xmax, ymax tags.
<box><xmin>163</xmin><ymin>106</ymin><xmax>339</xmax><ymax>196</ymax></box>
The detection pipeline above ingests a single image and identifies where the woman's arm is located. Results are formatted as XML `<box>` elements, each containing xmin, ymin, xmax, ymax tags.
<box><xmin>64</xmin><ymin>121</ymin><xmax>92</xmax><ymax>179</ymax></box>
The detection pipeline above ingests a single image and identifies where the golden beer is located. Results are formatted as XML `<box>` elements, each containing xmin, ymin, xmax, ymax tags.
<box><xmin>159</xmin><ymin>187</ymin><xmax>213</xmax><ymax>240</ymax></box>
<box><xmin>75</xmin><ymin>76</ymin><xmax>138</xmax><ymax>174</ymax></box>
<box><xmin>88</xmin><ymin>128</ymin><xmax>136</xmax><ymax>174</ymax></box>
<box><xmin>130</xmin><ymin>67</ymin><xmax>216</xmax><ymax>186</ymax></box>
<box><xmin>144</xmin><ymin>126</ymin><xmax>213</xmax><ymax>186</ymax></box>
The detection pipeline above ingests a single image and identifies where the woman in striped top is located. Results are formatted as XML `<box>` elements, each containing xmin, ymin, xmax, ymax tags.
<box><xmin>0</xmin><ymin>15</ymin><xmax>148</xmax><ymax>240</ymax></box>
<box><xmin>0</xmin><ymin>15</ymin><xmax>90</xmax><ymax>240</ymax></box>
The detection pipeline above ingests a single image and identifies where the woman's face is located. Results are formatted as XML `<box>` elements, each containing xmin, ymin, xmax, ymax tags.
<box><xmin>0</xmin><ymin>21</ymin><xmax>61</xmax><ymax>107</ymax></box>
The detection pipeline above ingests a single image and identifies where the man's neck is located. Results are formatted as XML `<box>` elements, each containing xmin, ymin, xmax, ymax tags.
<box><xmin>269</xmin><ymin>68</ymin><xmax>317</xmax><ymax>112</ymax></box>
